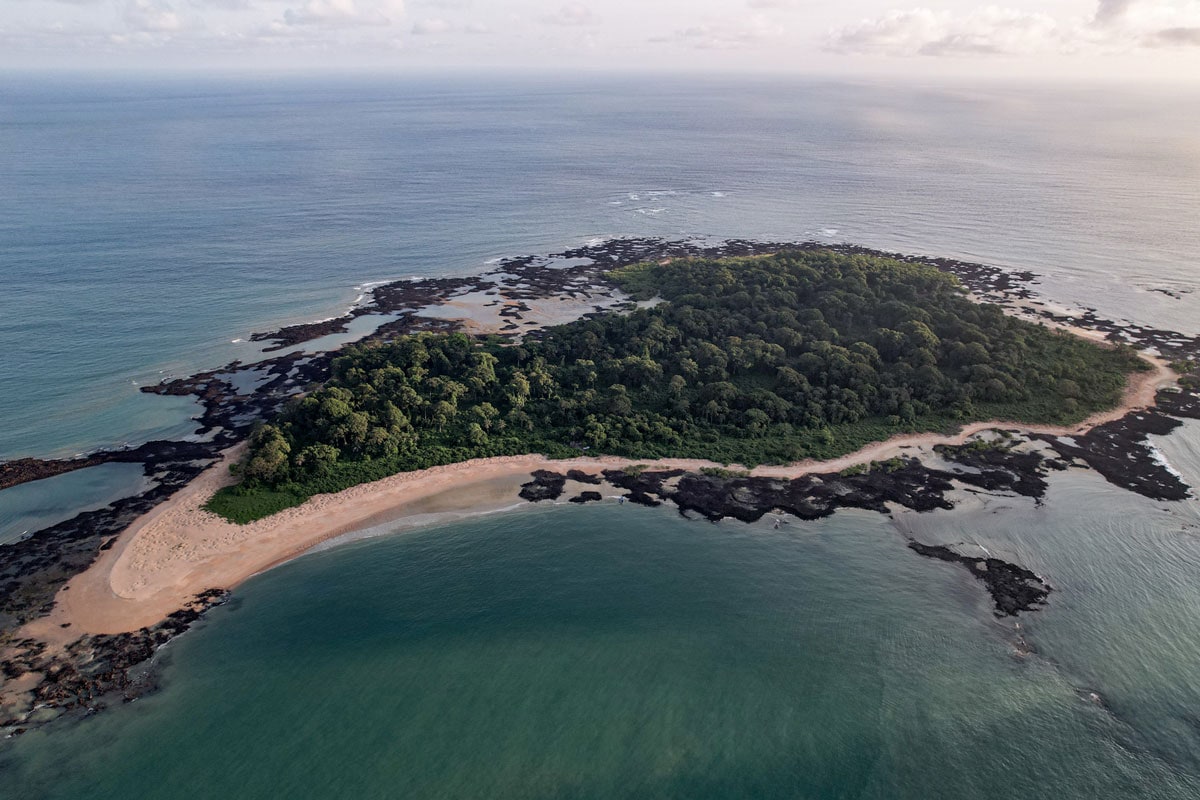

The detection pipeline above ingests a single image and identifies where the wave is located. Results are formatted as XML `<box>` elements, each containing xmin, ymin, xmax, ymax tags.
<box><xmin>711</xmin><ymin>191</ymin><xmax>726</xmax><ymax>197</ymax></box>
<box><xmin>303</xmin><ymin>500</ymin><xmax>532</xmax><ymax>555</ymax></box>
<box><xmin>1147</xmin><ymin>443</ymin><xmax>1186</xmax><ymax>481</ymax></box>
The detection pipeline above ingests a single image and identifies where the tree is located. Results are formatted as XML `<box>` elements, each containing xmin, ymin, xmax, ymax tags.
<box><xmin>507</xmin><ymin>372</ymin><xmax>532</xmax><ymax>407</ymax></box>
<box><xmin>606</xmin><ymin>384</ymin><xmax>633</xmax><ymax>416</ymax></box>
<box><xmin>467</xmin><ymin>422</ymin><xmax>488</xmax><ymax>447</ymax></box>
<box><xmin>220</xmin><ymin>249</ymin><xmax>1144</xmax><ymax>517</ymax></box>
<box><xmin>745</xmin><ymin>408</ymin><xmax>770</xmax><ymax>436</ymax></box>
<box><xmin>467</xmin><ymin>352</ymin><xmax>499</xmax><ymax>394</ymax></box>
<box><xmin>296</xmin><ymin>443</ymin><xmax>340</xmax><ymax>477</ymax></box>
<box><xmin>471</xmin><ymin>402</ymin><xmax>500</xmax><ymax>431</ymax></box>
<box><xmin>432</xmin><ymin>400</ymin><xmax>457</xmax><ymax>430</ymax></box>
<box><xmin>245</xmin><ymin>425</ymin><xmax>291</xmax><ymax>483</ymax></box>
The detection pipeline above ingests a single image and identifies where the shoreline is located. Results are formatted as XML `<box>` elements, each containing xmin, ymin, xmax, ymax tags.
<box><xmin>3</xmin><ymin>237</ymin><xmax>1199</xmax><ymax>734</ymax></box>
<box><xmin>20</xmin><ymin>351</ymin><xmax>1174</xmax><ymax>642</ymax></box>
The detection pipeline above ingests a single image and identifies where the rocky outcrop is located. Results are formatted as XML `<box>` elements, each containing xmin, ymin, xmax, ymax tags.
<box><xmin>1</xmin><ymin>590</ymin><xmax>229</xmax><ymax>734</ymax></box>
<box><xmin>906</xmin><ymin>541</ymin><xmax>1051</xmax><ymax>616</ymax></box>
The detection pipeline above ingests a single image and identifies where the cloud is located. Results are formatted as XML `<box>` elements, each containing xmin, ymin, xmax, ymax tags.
<box><xmin>8</xmin><ymin>0</ymin><xmax>108</xmax><ymax>5</ymax></box>
<box><xmin>655</xmin><ymin>13</ymin><xmax>784</xmax><ymax>50</ymax></box>
<box><xmin>411</xmin><ymin>17</ymin><xmax>451</xmax><ymax>34</ymax></box>
<box><xmin>1094</xmin><ymin>0</ymin><xmax>1137</xmax><ymax>25</ymax></box>
<box><xmin>1145</xmin><ymin>24</ymin><xmax>1200</xmax><ymax>43</ymax></box>
<box><xmin>828</xmin><ymin>7</ymin><xmax>1061</xmax><ymax>56</ymax></box>
<box><xmin>284</xmin><ymin>0</ymin><xmax>404</xmax><ymax>27</ymax></box>
<box><xmin>124</xmin><ymin>0</ymin><xmax>185</xmax><ymax>32</ymax></box>
<box><xmin>408</xmin><ymin>16</ymin><xmax>485</xmax><ymax>34</ymax></box>
<box><xmin>542</xmin><ymin>3</ymin><xmax>599</xmax><ymax>27</ymax></box>
<box><xmin>191</xmin><ymin>0</ymin><xmax>255</xmax><ymax>9</ymax></box>
<box><xmin>827</xmin><ymin>0</ymin><xmax>1200</xmax><ymax>56</ymax></box>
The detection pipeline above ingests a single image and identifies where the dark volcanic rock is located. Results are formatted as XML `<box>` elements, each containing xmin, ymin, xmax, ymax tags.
<box><xmin>601</xmin><ymin>468</ymin><xmax>684</xmax><ymax>508</ymax></box>
<box><xmin>935</xmin><ymin>441</ymin><xmax>1051</xmax><ymax>499</ymax></box>
<box><xmin>907</xmin><ymin>541</ymin><xmax>1051</xmax><ymax>616</ymax></box>
<box><xmin>671</xmin><ymin>459</ymin><xmax>966</xmax><ymax>522</ymax></box>
<box><xmin>1034</xmin><ymin>410</ymin><xmax>1191</xmax><ymax>501</ymax></box>
<box><xmin>520</xmin><ymin>455</ymin><xmax>1058</xmax><ymax>617</ymax></box>
<box><xmin>519</xmin><ymin>470</ymin><xmax>567</xmax><ymax>502</ymax></box>
<box><xmin>250</xmin><ymin>314</ymin><xmax>362</xmax><ymax>351</ymax></box>
<box><xmin>1156</xmin><ymin>385</ymin><xmax>1200</xmax><ymax>420</ymax></box>
<box><xmin>0</xmin><ymin>457</ymin><xmax>104</xmax><ymax>491</ymax></box>
<box><xmin>2</xmin><ymin>589</ymin><xmax>229</xmax><ymax>731</ymax></box>
<box><xmin>556</xmin><ymin>453</ymin><xmax>1059</xmax><ymax>525</ymax></box>
<box><xmin>568</xmin><ymin>491</ymin><xmax>604</xmax><ymax>504</ymax></box>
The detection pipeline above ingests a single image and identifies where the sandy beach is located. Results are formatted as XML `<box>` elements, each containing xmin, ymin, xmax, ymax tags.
<box><xmin>19</xmin><ymin>347</ymin><xmax>1175</xmax><ymax>644</ymax></box>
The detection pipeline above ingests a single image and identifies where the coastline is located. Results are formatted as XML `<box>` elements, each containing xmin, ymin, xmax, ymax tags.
<box><xmin>4</xmin><ymin>237</ymin><xmax>1199</xmax><ymax>735</ymax></box>
<box><xmin>21</xmin><ymin>352</ymin><xmax>1174</xmax><ymax>642</ymax></box>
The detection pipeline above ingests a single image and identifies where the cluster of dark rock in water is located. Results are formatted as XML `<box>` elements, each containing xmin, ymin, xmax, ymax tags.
<box><xmin>2</xmin><ymin>236</ymin><xmax>1199</xmax><ymax>734</ymax></box>
<box><xmin>519</xmin><ymin>441</ymin><xmax>1063</xmax><ymax>618</ymax></box>
<box><xmin>1</xmin><ymin>590</ymin><xmax>229</xmax><ymax>737</ymax></box>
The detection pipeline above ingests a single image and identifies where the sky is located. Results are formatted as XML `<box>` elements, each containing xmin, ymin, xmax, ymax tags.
<box><xmin>2</xmin><ymin>0</ymin><xmax>1199</xmax><ymax>79</ymax></box>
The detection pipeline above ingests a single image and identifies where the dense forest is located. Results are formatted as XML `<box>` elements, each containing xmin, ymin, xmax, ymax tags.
<box><xmin>209</xmin><ymin>251</ymin><xmax>1147</xmax><ymax>522</ymax></box>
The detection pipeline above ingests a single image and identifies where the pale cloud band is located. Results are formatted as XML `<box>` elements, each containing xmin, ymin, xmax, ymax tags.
<box><xmin>826</xmin><ymin>0</ymin><xmax>1200</xmax><ymax>56</ymax></box>
<box><xmin>1</xmin><ymin>0</ymin><xmax>1198</xmax><ymax>73</ymax></box>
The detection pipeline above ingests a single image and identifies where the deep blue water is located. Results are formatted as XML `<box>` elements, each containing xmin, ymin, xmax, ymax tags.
<box><xmin>2</xmin><ymin>75</ymin><xmax>1200</xmax><ymax>798</ymax></box>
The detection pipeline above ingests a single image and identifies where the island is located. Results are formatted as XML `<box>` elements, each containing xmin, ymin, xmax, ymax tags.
<box><xmin>210</xmin><ymin>251</ymin><xmax>1146</xmax><ymax>522</ymax></box>
<box><xmin>3</xmin><ymin>240</ymin><xmax>1198</xmax><ymax>736</ymax></box>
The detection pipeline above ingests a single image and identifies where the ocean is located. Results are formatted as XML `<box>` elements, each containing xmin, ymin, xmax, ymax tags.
<box><xmin>2</xmin><ymin>74</ymin><xmax>1200</xmax><ymax>798</ymax></box>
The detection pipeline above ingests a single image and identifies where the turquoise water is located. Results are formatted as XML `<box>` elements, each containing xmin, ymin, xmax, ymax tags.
<box><xmin>4</xmin><ymin>485</ymin><xmax>1200</xmax><ymax>798</ymax></box>
<box><xmin>2</xmin><ymin>77</ymin><xmax>1199</xmax><ymax>460</ymax></box>
<box><xmin>4</xmin><ymin>76</ymin><xmax>1200</xmax><ymax>797</ymax></box>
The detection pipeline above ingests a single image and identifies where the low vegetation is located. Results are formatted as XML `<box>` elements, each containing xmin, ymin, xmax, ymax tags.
<box><xmin>208</xmin><ymin>250</ymin><xmax>1147</xmax><ymax>523</ymax></box>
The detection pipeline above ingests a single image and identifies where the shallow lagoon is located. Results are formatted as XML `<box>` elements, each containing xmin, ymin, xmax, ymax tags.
<box><xmin>0</xmin><ymin>463</ymin><xmax>150</xmax><ymax>545</ymax></box>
